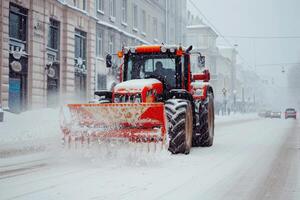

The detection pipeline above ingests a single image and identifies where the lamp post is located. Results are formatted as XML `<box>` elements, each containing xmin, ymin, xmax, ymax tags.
<box><xmin>222</xmin><ymin>87</ymin><xmax>227</xmax><ymax>116</ymax></box>
<box><xmin>233</xmin><ymin>89</ymin><xmax>237</xmax><ymax>113</ymax></box>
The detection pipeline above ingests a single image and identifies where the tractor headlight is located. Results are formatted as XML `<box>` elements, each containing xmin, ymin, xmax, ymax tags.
<box><xmin>169</xmin><ymin>47</ymin><xmax>176</xmax><ymax>53</ymax></box>
<box><xmin>195</xmin><ymin>89</ymin><xmax>203</xmax><ymax>96</ymax></box>
<box><xmin>161</xmin><ymin>46</ymin><xmax>167</xmax><ymax>53</ymax></box>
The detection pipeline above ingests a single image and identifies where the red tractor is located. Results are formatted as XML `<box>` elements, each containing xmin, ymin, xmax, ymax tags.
<box><xmin>61</xmin><ymin>45</ymin><xmax>215</xmax><ymax>154</ymax></box>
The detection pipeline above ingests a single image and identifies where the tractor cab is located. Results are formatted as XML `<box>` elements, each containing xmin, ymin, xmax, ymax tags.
<box><xmin>121</xmin><ymin>46</ymin><xmax>185</xmax><ymax>90</ymax></box>
<box><xmin>105</xmin><ymin>45</ymin><xmax>209</xmax><ymax>103</ymax></box>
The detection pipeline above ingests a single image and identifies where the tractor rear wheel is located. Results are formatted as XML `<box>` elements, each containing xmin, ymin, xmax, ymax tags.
<box><xmin>165</xmin><ymin>99</ymin><xmax>193</xmax><ymax>154</ymax></box>
<box><xmin>192</xmin><ymin>92</ymin><xmax>215</xmax><ymax>147</ymax></box>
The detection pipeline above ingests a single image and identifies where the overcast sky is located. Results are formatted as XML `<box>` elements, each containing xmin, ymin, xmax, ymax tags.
<box><xmin>188</xmin><ymin>0</ymin><xmax>300</xmax><ymax>82</ymax></box>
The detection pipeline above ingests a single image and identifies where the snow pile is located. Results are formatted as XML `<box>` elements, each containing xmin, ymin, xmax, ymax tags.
<box><xmin>0</xmin><ymin>108</ymin><xmax>60</xmax><ymax>146</ymax></box>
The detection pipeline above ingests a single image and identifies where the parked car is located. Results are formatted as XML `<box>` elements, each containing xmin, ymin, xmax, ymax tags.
<box><xmin>258</xmin><ymin>110</ymin><xmax>265</xmax><ymax>117</ymax></box>
<box><xmin>285</xmin><ymin>108</ymin><xmax>297</xmax><ymax>119</ymax></box>
<box><xmin>0</xmin><ymin>103</ymin><xmax>3</xmax><ymax>122</ymax></box>
<box><xmin>265</xmin><ymin>110</ymin><xmax>272</xmax><ymax>118</ymax></box>
<box><xmin>270</xmin><ymin>111</ymin><xmax>281</xmax><ymax>119</ymax></box>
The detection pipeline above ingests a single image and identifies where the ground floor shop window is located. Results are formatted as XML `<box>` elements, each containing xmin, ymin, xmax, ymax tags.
<box><xmin>75</xmin><ymin>72</ymin><xmax>86</xmax><ymax>100</ymax></box>
<box><xmin>97</xmin><ymin>74</ymin><xmax>107</xmax><ymax>90</ymax></box>
<box><xmin>8</xmin><ymin>56</ymin><xmax>27</xmax><ymax>113</ymax></box>
<box><xmin>46</xmin><ymin>62</ymin><xmax>60</xmax><ymax>107</ymax></box>
<box><xmin>74</xmin><ymin>29</ymin><xmax>87</xmax><ymax>100</ymax></box>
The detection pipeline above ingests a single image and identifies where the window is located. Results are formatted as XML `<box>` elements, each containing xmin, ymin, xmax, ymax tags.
<box><xmin>109</xmin><ymin>0</ymin><xmax>116</xmax><ymax>17</ymax></box>
<box><xmin>9</xmin><ymin>4</ymin><xmax>27</xmax><ymax>41</ymax></box>
<box><xmin>74</xmin><ymin>0</ymin><xmax>86</xmax><ymax>11</ymax></box>
<box><xmin>121</xmin><ymin>0</ymin><xmax>127</xmax><ymax>23</ymax></box>
<box><xmin>153</xmin><ymin>17</ymin><xmax>158</xmax><ymax>39</ymax></box>
<box><xmin>97</xmin><ymin>0</ymin><xmax>104</xmax><ymax>12</ymax></box>
<box><xmin>96</xmin><ymin>28</ymin><xmax>103</xmax><ymax>57</ymax></box>
<box><xmin>97</xmin><ymin>74</ymin><xmax>107</xmax><ymax>90</ymax></box>
<box><xmin>120</xmin><ymin>38</ymin><xmax>127</xmax><ymax>49</ymax></box>
<box><xmin>142</xmin><ymin>10</ymin><xmax>146</xmax><ymax>33</ymax></box>
<box><xmin>74</xmin><ymin>29</ymin><xmax>87</xmax><ymax>66</ymax></box>
<box><xmin>133</xmin><ymin>4</ymin><xmax>138</xmax><ymax>29</ymax></box>
<box><xmin>125</xmin><ymin>54</ymin><xmax>178</xmax><ymax>88</ymax></box>
<box><xmin>47</xmin><ymin>19</ymin><xmax>60</xmax><ymax>50</ymax></box>
<box><xmin>74</xmin><ymin>29</ymin><xmax>87</xmax><ymax>99</ymax></box>
<box><xmin>108</xmin><ymin>34</ymin><xmax>114</xmax><ymax>54</ymax></box>
<box><xmin>83</xmin><ymin>0</ymin><xmax>86</xmax><ymax>10</ymax></box>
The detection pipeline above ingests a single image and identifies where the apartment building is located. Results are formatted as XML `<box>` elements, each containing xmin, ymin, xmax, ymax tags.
<box><xmin>0</xmin><ymin>0</ymin><xmax>187</xmax><ymax>112</ymax></box>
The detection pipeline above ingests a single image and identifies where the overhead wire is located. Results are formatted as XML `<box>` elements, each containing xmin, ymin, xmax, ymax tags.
<box><xmin>188</xmin><ymin>0</ymin><xmax>251</xmax><ymax>67</ymax></box>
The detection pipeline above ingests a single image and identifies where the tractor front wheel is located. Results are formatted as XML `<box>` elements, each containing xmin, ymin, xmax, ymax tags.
<box><xmin>165</xmin><ymin>99</ymin><xmax>193</xmax><ymax>154</ymax></box>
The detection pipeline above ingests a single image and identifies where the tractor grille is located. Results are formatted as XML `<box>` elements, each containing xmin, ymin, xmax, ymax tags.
<box><xmin>114</xmin><ymin>94</ymin><xmax>142</xmax><ymax>103</ymax></box>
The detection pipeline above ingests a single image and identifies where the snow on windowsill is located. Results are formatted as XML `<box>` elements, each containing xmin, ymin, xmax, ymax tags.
<box><xmin>141</xmin><ymin>32</ymin><xmax>147</xmax><ymax>37</ymax></box>
<box><xmin>121</xmin><ymin>22</ymin><xmax>128</xmax><ymax>27</ymax></box>
<box><xmin>97</xmin><ymin>10</ymin><xmax>104</xmax><ymax>15</ymax></box>
<box><xmin>132</xmin><ymin>28</ymin><xmax>139</xmax><ymax>33</ymax></box>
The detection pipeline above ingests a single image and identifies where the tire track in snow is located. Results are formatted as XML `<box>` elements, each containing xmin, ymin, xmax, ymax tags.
<box><xmin>248</xmin><ymin>120</ymin><xmax>300</xmax><ymax>200</ymax></box>
<box><xmin>0</xmin><ymin>163</ymin><xmax>47</xmax><ymax>180</ymax></box>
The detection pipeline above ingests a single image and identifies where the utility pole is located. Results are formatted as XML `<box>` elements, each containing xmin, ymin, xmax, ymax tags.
<box><xmin>242</xmin><ymin>87</ymin><xmax>245</xmax><ymax>113</ymax></box>
<box><xmin>222</xmin><ymin>87</ymin><xmax>227</xmax><ymax>116</ymax></box>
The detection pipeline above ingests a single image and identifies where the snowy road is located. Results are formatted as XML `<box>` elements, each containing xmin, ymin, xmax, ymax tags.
<box><xmin>0</xmin><ymin>116</ymin><xmax>299</xmax><ymax>200</ymax></box>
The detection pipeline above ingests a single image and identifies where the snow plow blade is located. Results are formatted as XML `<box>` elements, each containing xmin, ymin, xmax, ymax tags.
<box><xmin>60</xmin><ymin>103</ymin><xmax>167</xmax><ymax>144</ymax></box>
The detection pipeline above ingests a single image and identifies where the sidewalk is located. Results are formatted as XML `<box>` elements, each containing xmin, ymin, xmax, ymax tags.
<box><xmin>0</xmin><ymin>108</ymin><xmax>60</xmax><ymax>146</ymax></box>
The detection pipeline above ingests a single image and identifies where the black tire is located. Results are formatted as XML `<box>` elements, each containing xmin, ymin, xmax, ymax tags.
<box><xmin>192</xmin><ymin>92</ymin><xmax>215</xmax><ymax>147</ymax></box>
<box><xmin>165</xmin><ymin>99</ymin><xmax>193</xmax><ymax>154</ymax></box>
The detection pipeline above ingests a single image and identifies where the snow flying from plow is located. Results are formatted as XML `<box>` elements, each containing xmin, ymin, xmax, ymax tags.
<box><xmin>59</xmin><ymin>103</ymin><xmax>168</xmax><ymax>152</ymax></box>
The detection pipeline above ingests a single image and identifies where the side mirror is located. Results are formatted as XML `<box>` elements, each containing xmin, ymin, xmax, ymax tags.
<box><xmin>186</xmin><ymin>45</ymin><xmax>193</xmax><ymax>53</ymax></box>
<box><xmin>198</xmin><ymin>55</ymin><xmax>205</xmax><ymax>68</ymax></box>
<box><xmin>106</xmin><ymin>54</ymin><xmax>112</xmax><ymax>68</ymax></box>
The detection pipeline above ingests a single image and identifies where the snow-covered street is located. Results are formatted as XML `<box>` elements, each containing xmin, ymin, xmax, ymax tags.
<box><xmin>0</xmin><ymin>111</ymin><xmax>299</xmax><ymax>200</ymax></box>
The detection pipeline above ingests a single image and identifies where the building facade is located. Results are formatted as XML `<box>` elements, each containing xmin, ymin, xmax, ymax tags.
<box><xmin>1</xmin><ymin>0</ymin><xmax>97</xmax><ymax>112</ymax></box>
<box><xmin>94</xmin><ymin>0</ymin><xmax>169</xmax><ymax>90</ymax></box>
<box><xmin>186</xmin><ymin>19</ymin><xmax>219</xmax><ymax>98</ymax></box>
<box><xmin>185</xmin><ymin>14</ymin><xmax>239</xmax><ymax>108</ymax></box>
<box><xmin>0</xmin><ymin>0</ymin><xmax>187</xmax><ymax>112</ymax></box>
<box><xmin>94</xmin><ymin>0</ymin><xmax>187</xmax><ymax>90</ymax></box>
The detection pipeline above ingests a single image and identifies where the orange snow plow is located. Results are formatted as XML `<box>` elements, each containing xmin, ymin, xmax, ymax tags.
<box><xmin>60</xmin><ymin>103</ymin><xmax>167</xmax><ymax>145</ymax></box>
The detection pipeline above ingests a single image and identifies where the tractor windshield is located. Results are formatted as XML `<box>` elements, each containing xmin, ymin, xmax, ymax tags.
<box><xmin>124</xmin><ymin>54</ymin><xmax>180</xmax><ymax>88</ymax></box>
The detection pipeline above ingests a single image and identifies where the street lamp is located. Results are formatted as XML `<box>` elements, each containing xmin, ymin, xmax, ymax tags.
<box><xmin>222</xmin><ymin>87</ymin><xmax>227</xmax><ymax>115</ymax></box>
<box><xmin>233</xmin><ymin>89</ymin><xmax>237</xmax><ymax>112</ymax></box>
